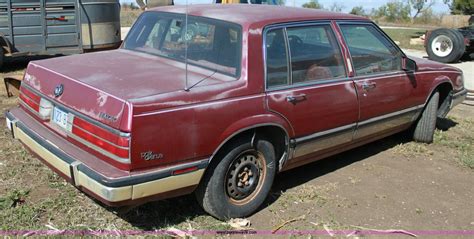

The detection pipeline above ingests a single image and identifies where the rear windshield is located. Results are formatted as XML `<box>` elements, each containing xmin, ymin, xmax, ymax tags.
<box><xmin>123</xmin><ymin>12</ymin><xmax>242</xmax><ymax>77</ymax></box>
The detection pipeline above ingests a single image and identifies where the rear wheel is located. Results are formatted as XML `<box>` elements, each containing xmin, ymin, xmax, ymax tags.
<box><xmin>413</xmin><ymin>91</ymin><xmax>439</xmax><ymax>143</ymax></box>
<box><xmin>426</xmin><ymin>29</ymin><xmax>465</xmax><ymax>63</ymax></box>
<box><xmin>196</xmin><ymin>138</ymin><xmax>276</xmax><ymax>220</ymax></box>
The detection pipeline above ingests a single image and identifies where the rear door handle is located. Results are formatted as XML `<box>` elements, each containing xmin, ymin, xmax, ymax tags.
<box><xmin>286</xmin><ymin>94</ymin><xmax>307</xmax><ymax>104</ymax></box>
<box><xmin>362</xmin><ymin>82</ymin><xmax>376</xmax><ymax>91</ymax></box>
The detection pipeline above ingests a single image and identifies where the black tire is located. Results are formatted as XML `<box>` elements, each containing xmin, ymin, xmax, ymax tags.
<box><xmin>426</xmin><ymin>29</ymin><xmax>465</xmax><ymax>63</ymax></box>
<box><xmin>196</xmin><ymin>138</ymin><xmax>276</xmax><ymax>220</ymax></box>
<box><xmin>413</xmin><ymin>91</ymin><xmax>439</xmax><ymax>143</ymax></box>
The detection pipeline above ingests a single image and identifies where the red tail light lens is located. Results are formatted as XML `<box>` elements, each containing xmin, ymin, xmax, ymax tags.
<box><xmin>73</xmin><ymin>117</ymin><xmax>129</xmax><ymax>147</ymax></box>
<box><xmin>71</xmin><ymin>117</ymin><xmax>130</xmax><ymax>162</ymax></box>
<box><xmin>19</xmin><ymin>87</ymin><xmax>40</xmax><ymax>112</ymax></box>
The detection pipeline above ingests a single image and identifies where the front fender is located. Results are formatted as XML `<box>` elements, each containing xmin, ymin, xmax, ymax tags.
<box><xmin>425</xmin><ymin>74</ymin><xmax>454</xmax><ymax>105</ymax></box>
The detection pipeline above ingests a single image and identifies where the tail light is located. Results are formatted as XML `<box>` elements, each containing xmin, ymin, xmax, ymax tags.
<box><xmin>19</xmin><ymin>87</ymin><xmax>41</xmax><ymax>112</ymax></box>
<box><xmin>19</xmin><ymin>87</ymin><xmax>53</xmax><ymax>120</ymax></box>
<box><xmin>71</xmin><ymin>117</ymin><xmax>130</xmax><ymax>163</ymax></box>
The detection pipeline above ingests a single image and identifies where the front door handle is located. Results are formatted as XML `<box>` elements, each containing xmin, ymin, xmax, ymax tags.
<box><xmin>362</xmin><ymin>82</ymin><xmax>376</xmax><ymax>91</ymax></box>
<box><xmin>286</xmin><ymin>94</ymin><xmax>307</xmax><ymax>104</ymax></box>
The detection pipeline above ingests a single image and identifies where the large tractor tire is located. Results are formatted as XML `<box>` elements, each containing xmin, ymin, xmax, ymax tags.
<box><xmin>426</xmin><ymin>28</ymin><xmax>465</xmax><ymax>63</ymax></box>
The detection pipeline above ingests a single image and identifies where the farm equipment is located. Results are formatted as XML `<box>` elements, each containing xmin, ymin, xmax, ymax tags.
<box><xmin>425</xmin><ymin>17</ymin><xmax>474</xmax><ymax>63</ymax></box>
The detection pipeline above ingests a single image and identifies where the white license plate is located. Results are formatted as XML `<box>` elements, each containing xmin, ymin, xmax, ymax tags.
<box><xmin>52</xmin><ymin>107</ymin><xmax>69</xmax><ymax>130</ymax></box>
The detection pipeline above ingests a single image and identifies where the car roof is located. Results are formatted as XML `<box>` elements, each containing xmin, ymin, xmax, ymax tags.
<box><xmin>148</xmin><ymin>4</ymin><xmax>368</xmax><ymax>27</ymax></box>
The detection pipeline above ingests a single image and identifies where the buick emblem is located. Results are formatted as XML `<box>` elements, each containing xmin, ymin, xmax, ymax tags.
<box><xmin>54</xmin><ymin>84</ymin><xmax>64</xmax><ymax>97</ymax></box>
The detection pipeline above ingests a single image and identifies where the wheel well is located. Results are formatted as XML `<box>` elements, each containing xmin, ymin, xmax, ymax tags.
<box><xmin>209</xmin><ymin>125</ymin><xmax>288</xmax><ymax>171</ymax></box>
<box><xmin>436</xmin><ymin>82</ymin><xmax>453</xmax><ymax>116</ymax></box>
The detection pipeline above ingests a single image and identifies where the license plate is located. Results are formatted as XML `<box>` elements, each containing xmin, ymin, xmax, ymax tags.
<box><xmin>52</xmin><ymin>107</ymin><xmax>69</xmax><ymax>130</ymax></box>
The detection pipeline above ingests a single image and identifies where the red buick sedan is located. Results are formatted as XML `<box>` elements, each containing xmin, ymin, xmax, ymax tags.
<box><xmin>6</xmin><ymin>5</ymin><xmax>467</xmax><ymax>220</ymax></box>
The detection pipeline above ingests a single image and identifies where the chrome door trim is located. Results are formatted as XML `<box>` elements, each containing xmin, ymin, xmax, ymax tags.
<box><xmin>358</xmin><ymin>105</ymin><xmax>424</xmax><ymax>127</ymax></box>
<box><xmin>291</xmin><ymin>105</ymin><xmax>424</xmax><ymax>159</ymax></box>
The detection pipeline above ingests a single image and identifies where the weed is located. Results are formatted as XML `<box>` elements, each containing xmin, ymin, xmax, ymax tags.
<box><xmin>0</xmin><ymin>189</ymin><xmax>30</xmax><ymax>209</ymax></box>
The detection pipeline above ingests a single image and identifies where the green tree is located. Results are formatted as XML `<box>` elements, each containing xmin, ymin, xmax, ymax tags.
<box><xmin>350</xmin><ymin>6</ymin><xmax>367</xmax><ymax>16</ymax></box>
<box><xmin>443</xmin><ymin>0</ymin><xmax>473</xmax><ymax>15</ymax></box>
<box><xmin>409</xmin><ymin>0</ymin><xmax>436</xmax><ymax>19</ymax></box>
<box><xmin>303</xmin><ymin>0</ymin><xmax>323</xmax><ymax>9</ymax></box>
<box><xmin>374</xmin><ymin>1</ymin><xmax>411</xmax><ymax>22</ymax></box>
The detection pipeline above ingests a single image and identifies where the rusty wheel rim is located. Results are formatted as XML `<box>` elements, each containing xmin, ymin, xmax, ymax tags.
<box><xmin>225</xmin><ymin>150</ymin><xmax>266</xmax><ymax>205</ymax></box>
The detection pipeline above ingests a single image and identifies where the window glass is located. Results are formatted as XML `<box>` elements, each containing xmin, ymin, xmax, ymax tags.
<box><xmin>340</xmin><ymin>24</ymin><xmax>402</xmax><ymax>76</ymax></box>
<box><xmin>124</xmin><ymin>12</ymin><xmax>242</xmax><ymax>77</ymax></box>
<box><xmin>266</xmin><ymin>28</ymin><xmax>289</xmax><ymax>88</ymax></box>
<box><xmin>287</xmin><ymin>25</ymin><xmax>346</xmax><ymax>83</ymax></box>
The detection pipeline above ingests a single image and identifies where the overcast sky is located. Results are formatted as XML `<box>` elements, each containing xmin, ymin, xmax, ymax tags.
<box><xmin>120</xmin><ymin>0</ymin><xmax>451</xmax><ymax>13</ymax></box>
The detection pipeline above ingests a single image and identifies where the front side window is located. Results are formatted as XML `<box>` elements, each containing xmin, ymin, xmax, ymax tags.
<box><xmin>265</xmin><ymin>24</ymin><xmax>346</xmax><ymax>89</ymax></box>
<box><xmin>287</xmin><ymin>25</ymin><xmax>346</xmax><ymax>83</ymax></box>
<box><xmin>340</xmin><ymin>24</ymin><xmax>402</xmax><ymax>76</ymax></box>
<box><xmin>124</xmin><ymin>12</ymin><xmax>242</xmax><ymax>77</ymax></box>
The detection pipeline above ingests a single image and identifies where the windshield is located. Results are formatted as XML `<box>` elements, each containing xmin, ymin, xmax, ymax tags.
<box><xmin>123</xmin><ymin>12</ymin><xmax>242</xmax><ymax>77</ymax></box>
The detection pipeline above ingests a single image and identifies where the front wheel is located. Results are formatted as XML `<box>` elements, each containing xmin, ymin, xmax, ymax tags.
<box><xmin>413</xmin><ymin>91</ymin><xmax>439</xmax><ymax>143</ymax></box>
<box><xmin>196</xmin><ymin>138</ymin><xmax>276</xmax><ymax>220</ymax></box>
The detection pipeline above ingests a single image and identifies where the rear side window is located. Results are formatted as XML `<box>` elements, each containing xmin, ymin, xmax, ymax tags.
<box><xmin>266</xmin><ymin>28</ymin><xmax>289</xmax><ymax>88</ymax></box>
<box><xmin>339</xmin><ymin>24</ymin><xmax>402</xmax><ymax>76</ymax></box>
<box><xmin>287</xmin><ymin>25</ymin><xmax>346</xmax><ymax>84</ymax></box>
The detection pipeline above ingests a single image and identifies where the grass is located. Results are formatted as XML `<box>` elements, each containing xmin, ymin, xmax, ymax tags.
<box><xmin>434</xmin><ymin>117</ymin><xmax>474</xmax><ymax>169</ymax></box>
<box><xmin>383</xmin><ymin>28</ymin><xmax>426</xmax><ymax>51</ymax></box>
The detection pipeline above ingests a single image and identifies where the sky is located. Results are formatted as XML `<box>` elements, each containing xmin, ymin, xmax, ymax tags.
<box><xmin>120</xmin><ymin>0</ymin><xmax>451</xmax><ymax>14</ymax></box>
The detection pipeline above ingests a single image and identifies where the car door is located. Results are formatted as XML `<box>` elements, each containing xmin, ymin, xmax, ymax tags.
<box><xmin>338</xmin><ymin>23</ymin><xmax>421</xmax><ymax>140</ymax></box>
<box><xmin>264</xmin><ymin>23</ymin><xmax>359</xmax><ymax>160</ymax></box>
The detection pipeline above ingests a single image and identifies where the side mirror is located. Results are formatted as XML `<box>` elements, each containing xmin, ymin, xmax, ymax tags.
<box><xmin>402</xmin><ymin>57</ymin><xmax>417</xmax><ymax>72</ymax></box>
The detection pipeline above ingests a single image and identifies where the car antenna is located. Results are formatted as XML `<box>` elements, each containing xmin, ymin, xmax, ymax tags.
<box><xmin>184</xmin><ymin>0</ymin><xmax>190</xmax><ymax>91</ymax></box>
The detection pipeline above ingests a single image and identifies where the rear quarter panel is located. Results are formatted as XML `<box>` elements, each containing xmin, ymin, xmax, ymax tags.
<box><xmin>129</xmin><ymin>91</ymin><xmax>273</xmax><ymax>170</ymax></box>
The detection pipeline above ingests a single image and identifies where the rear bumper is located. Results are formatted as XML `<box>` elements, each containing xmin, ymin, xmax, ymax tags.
<box><xmin>5</xmin><ymin>108</ymin><xmax>207</xmax><ymax>206</ymax></box>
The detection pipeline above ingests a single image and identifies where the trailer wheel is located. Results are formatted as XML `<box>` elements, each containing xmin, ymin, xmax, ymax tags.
<box><xmin>426</xmin><ymin>29</ymin><xmax>465</xmax><ymax>63</ymax></box>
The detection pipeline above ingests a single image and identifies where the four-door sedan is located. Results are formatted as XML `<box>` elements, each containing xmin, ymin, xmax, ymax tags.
<box><xmin>5</xmin><ymin>5</ymin><xmax>467</xmax><ymax>220</ymax></box>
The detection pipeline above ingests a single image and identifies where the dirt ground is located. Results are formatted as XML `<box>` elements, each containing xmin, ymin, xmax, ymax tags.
<box><xmin>0</xmin><ymin>58</ymin><xmax>473</xmax><ymax>237</ymax></box>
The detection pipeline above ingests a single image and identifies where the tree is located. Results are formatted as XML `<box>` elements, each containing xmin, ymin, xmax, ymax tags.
<box><xmin>303</xmin><ymin>0</ymin><xmax>323</xmax><ymax>9</ymax></box>
<box><xmin>409</xmin><ymin>0</ymin><xmax>436</xmax><ymax>19</ymax></box>
<box><xmin>443</xmin><ymin>0</ymin><xmax>473</xmax><ymax>15</ymax></box>
<box><xmin>350</xmin><ymin>6</ymin><xmax>367</xmax><ymax>16</ymax></box>
<box><xmin>329</xmin><ymin>2</ymin><xmax>344</xmax><ymax>12</ymax></box>
<box><xmin>373</xmin><ymin>1</ymin><xmax>411</xmax><ymax>22</ymax></box>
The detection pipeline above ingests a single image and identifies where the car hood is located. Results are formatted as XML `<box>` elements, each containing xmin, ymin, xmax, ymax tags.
<box><xmin>409</xmin><ymin>56</ymin><xmax>461</xmax><ymax>73</ymax></box>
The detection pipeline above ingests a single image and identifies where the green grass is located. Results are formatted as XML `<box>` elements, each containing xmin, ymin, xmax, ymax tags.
<box><xmin>434</xmin><ymin>117</ymin><xmax>474</xmax><ymax>169</ymax></box>
<box><xmin>383</xmin><ymin>28</ymin><xmax>427</xmax><ymax>50</ymax></box>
